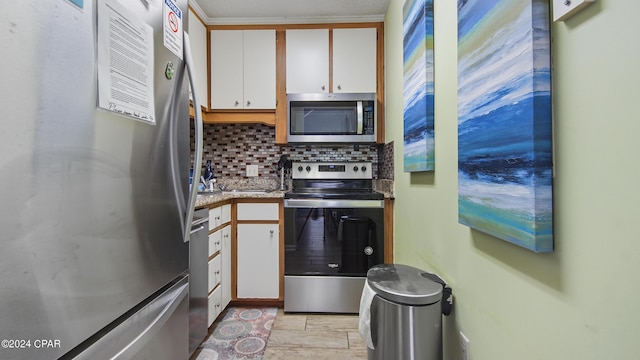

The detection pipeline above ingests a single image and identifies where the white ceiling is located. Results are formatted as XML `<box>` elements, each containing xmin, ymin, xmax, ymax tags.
<box><xmin>189</xmin><ymin>0</ymin><xmax>391</xmax><ymax>25</ymax></box>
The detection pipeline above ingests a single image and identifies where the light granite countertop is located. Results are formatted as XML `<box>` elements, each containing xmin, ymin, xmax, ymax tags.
<box><xmin>195</xmin><ymin>178</ymin><xmax>394</xmax><ymax>208</ymax></box>
<box><xmin>195</xmin><ymin>190</ymin><xmax>286</xmax><ymax>208</ymax></box>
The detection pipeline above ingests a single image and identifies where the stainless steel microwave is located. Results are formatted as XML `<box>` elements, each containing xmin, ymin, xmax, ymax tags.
<box><xmin>286</xmin><ymin>93</ymin><xmax>377</xmax><ymax>143</ymax></box>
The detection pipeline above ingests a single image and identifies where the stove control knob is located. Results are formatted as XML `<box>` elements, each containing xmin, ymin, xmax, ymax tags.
<box><xmin>361</xmin><ymin>166</ymin><xmax>367</xmax><ymax>172</ymax></box>
<box><xmin>353</xmin><ymin>166</ymin><xmax>359</xmax><ymax>172</ymax></box>
<box><xmin>298</xmin><ymin>166</ymin><xmax>303</xmax><ymax>172</ymax></box>
<box><xmin>306</xmin><ymin>166</ymin><xmax>311</xmax><ymax>172</ymax></box>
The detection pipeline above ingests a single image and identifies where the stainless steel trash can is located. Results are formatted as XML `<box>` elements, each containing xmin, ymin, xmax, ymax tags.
<box><xmin>364</xmin><ymin>264</ymin><xmax>452</xmax><ymax>360</ymax></box>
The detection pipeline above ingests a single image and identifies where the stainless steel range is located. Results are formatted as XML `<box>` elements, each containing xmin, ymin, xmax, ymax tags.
<box><xmin>284</xmin><ymin>162</ymin><xmax>385</xmax><ymax>313</ymax></box>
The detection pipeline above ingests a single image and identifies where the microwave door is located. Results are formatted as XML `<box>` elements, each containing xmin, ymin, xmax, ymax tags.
<box><xmin>286</xmin><ymin>93</ymin><xmax>377</xmax><ymax>143</ymax></box>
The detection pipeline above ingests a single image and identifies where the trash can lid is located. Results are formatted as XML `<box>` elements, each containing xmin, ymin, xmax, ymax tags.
<box><xmin>367</xmin><ymin>264</ymin><xmax>443</xmax><ymax>306</ymax></box>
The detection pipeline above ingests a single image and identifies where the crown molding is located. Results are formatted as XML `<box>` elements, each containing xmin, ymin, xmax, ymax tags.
<box><xmin>208</xmin><ymin>14</ymin><xmax>385</xmax><ymax>25</ymax></box>
<box><xmin>188</xmin><ymin>0</ymin><xmax>385</xmax><ymax>26</ymax></box>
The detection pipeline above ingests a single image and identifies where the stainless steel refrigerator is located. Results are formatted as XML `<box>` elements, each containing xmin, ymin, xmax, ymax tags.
<box><xmin>0</xmin><ymin>0</ymin><xmax>204</xmax><ymax>359</ymax></box>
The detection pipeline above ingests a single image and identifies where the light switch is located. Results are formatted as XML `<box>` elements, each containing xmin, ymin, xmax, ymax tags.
<box><xmin>553</xmin><ymin>0</ymin><xmax>595</xmax><ymax>22</ymax></box>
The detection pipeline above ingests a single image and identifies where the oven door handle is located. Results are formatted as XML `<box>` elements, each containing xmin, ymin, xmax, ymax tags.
<box><xmin>284</xmin><ymin>198</ymin><xmax>384</xmax><ymax>209</ymax></box>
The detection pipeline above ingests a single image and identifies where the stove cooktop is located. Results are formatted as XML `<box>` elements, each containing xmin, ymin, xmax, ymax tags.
<box><xmin>285</xmin><ymin>161</ymin><xmax>384</xmax><ymax>200</ymax></box>
<box><xmin>284</xmin><ymin>189</ymin><xmax>385</xmax><ymax>200</ymax></box>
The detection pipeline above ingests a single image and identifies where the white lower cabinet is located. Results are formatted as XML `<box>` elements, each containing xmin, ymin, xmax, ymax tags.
<box><xmin>208</xmin><ymin>255</ymin><xmax>221</xmax><ymax>291</ymax></box>
<box><xmin>205</xmin><ymin>203</ymin><xmax>231</xmax><ymax>327</ymax></box>
<box><xmin>221</xmin><ymin>225</ymin><xmax>232</xmax><ymax>309</ymax></box>
<box><xmin>236</xmin><ymin>223</ymin><xmax>280</xmax><ymax>299</ymax></box>
<box><xmin>207</xmin><ymin>286</ymin><xmax>222</xmax><ymax>327</ymax></box>
<box><xmin>237</xmin><ymin>202</ymin><xmax>279</xmax><ymax>221</ymax></box>
<box><xmin>208</xmin><ymin>229</ymin><xmax>221</xmax><ymax>255</ymax></box>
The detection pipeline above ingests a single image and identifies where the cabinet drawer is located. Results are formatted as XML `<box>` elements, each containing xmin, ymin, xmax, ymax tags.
<box><xmin>209</xmin><ymin>204</ymin><xmax>231</xmax><ymax>229</ymax></box>
<box><xmin>208</xmin><ymin>255</ymin><xmax>221</xmax><ymax>291</ymax></box>
<box><xmin>207</xmin><ymin>286</ymin><xmax>222</xmax><ymax>327</ymax></box>
<box><xmin>237</xmin><ymin>203</ymin><xmax>279</xmax><ymax>221</ymax></box>
<box><xmin>208</xmin><ymin>229</ymin><xmax>222</xmax><ymax>256</ymax></box>
<box><xmin>209</xmin><ymin>206</ymin><xmax>222</xmax><ymax>229</ymax></box>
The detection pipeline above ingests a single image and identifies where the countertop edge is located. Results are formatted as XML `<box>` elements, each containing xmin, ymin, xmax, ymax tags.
<box><xmin>195</xmin><ymin>190</ymin><xmax>393</xmax><ymax>208</ymax></box>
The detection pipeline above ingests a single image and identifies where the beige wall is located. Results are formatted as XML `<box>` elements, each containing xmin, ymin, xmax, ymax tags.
<box><xmin>384</xmin><ymin>0</ymin><xmax>640</xmax><ymax>358</ymax></box>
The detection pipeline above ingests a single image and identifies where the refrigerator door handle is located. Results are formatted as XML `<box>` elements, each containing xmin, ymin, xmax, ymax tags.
<box><xmin>182</xmin><ymin>31</ymin><xmax>204</xmax><ymax>243</ymax></box>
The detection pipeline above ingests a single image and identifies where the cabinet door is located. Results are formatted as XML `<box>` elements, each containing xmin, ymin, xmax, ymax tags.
<box><xmin>220</xmin><ymin>225</ymin><xmax>231</xmax><ymax>309</ymax></box>
<box><xmin>237</xmin><ymin>224</ymin><xmax>279</xmax><ymax>299</ymax></box>
<box><xmin>286</xmin><ymin>29</ymin><xmax>329</xmax><ymax>94</ymax></box>
<box><xmin>243</xmin><ymin>30</ymin><xmax>276</xmax><ymax>109</ymax></box>
<box><xmin>187</xmin><ymin>9</ymin><xmax>208</xmax><ymax>106</ymax></box>
<box><xmin>210</xmin><ymin>30</ymin><xmax>244</xmax><ymax>109</ymax></box>
<box><xmin>333</xmin><ymin>28</ymin><xmax>377</xmax><ymax>93</ymax></box>
<box><xmin>221</xmin><ymin>203</ymin><xmax>231</xmax><ymax>224</ymax></box>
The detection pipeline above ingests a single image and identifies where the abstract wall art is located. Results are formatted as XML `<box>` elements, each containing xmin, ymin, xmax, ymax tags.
<box><xmin>403</xmin><ymin>0</ymin><xmax>434</xmax><ymax>172</ymax></box>
<box><xmin>457</xmin><ymin>0</ymin><xmax>553</xmax><ymax>252</ymax></box>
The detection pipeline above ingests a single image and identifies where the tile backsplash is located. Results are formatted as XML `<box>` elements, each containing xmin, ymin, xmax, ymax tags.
<box><xmin>193</xmin><ymin>123</ymin><xmax>393</xmax><ymax>179</ymax></box>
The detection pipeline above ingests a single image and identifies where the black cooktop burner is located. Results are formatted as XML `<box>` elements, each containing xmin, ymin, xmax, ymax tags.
<box><xmin>284</xmin><ymin>189</ymin><xmax>384</xmax><ymax>200</ymax></box>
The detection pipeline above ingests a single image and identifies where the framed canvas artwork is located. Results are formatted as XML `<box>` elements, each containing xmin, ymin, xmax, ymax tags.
<box><xmin>457</xmin><ymin>0</ymin><xmax>554</xmax><ymax>252</ymax></box>
<box><xmin>403</xmin><ymin>0</ymin><xmax>435</xmax><ymax>172</ymax></box>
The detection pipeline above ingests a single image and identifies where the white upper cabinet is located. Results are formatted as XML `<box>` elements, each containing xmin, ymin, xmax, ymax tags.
<box><xmin>286</xmin><ymin>28</ymin><xmax>377</xmax><ymax>94</ymax></box>
<box><xmin>332</xmin><ymin>28</ymin><xmax>377</xmax><ymax>93</ymax></box>
<box><xmin>242</xmin><ymin>31</ymin><xmax>277</xmax><ymax>109</ymax></box>
<box><xmin>187</xmin><ymin>9</ymin><xmax>208</xmax><ymax>105</ymax></box>
<box><xmin>285</xmin><ymin>29</ymin><xmax>329</xmax><ymax>94</ymax></box>
<box><xmin>210</xmin><ymin>30</ymin><xmax>276</xmax><ymax>109</ymax></box>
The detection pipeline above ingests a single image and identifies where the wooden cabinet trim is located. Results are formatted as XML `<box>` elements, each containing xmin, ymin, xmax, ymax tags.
<box><xmin>384</xmin><ymin>198</ymin><xmax>394</xmax><ymax>263</ymax></box>
<box><xmin>199</xmin><ymin>23</ymin><xmax>385</xmax><ymax>144</ymax></box>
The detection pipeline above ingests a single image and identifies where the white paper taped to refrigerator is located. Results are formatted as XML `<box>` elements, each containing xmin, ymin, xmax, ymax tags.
<box><xmin>97</xmin><ymin>0</ymin><xmax>156</xmax><ymax>124</ymax></box>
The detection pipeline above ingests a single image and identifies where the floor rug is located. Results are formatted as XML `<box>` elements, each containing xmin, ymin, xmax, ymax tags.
<box><xmin>195</xmin><ymin>307</ymin><xmax>277</xmax><ymax>360</ymax></box>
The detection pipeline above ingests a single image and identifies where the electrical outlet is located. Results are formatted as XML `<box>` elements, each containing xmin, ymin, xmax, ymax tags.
<box><xmin>246</xmin><ymin>164</ymin><xmax>259</xmax><ymax>177</ymax></box>
<box><xmin>460</xmin><ymin>331</ymin><xmax>470</xmax><ymax>360</ymax></box>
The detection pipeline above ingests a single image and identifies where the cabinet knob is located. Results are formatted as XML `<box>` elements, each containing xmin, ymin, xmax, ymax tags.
<box><xmin>270</xmin><ymin>230</ymin><xmax>274</xmax><ymax>235</ymax></box>
<box><xmin>321</xmin><ymin>85</ymin><xmax>325</xmax><ymax>91</ymax></box>
<box><xmin>337</xmin><ymin>85</ymin><xmax>342</xmax><ymax>90</ymax></box>
<box><xmin>246</xmin><ymin>100</ymin><xmax>251</xmax><ymax>106</ymax></box>
<box><xmin>234</xmin><ymin>101</ymin><xmax>239</xmax><ymax>106</ymax></box>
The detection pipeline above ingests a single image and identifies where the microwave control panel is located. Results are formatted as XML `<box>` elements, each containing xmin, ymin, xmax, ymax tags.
<box><xmin>362</xmin><ymin>100</ymin><xmax>375</xmax><ymax>135</ymax></box>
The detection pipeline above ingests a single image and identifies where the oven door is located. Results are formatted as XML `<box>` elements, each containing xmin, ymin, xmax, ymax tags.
<box><xmin>284</xmin><ymin>198</ymin><xmax>384</xmax><ymax>277</ymax></box>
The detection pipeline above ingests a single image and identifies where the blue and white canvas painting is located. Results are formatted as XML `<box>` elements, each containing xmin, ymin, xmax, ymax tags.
<box><xmin>403</xmin><ymin>0</ymin><xmax>434</xmax><ymax>172</ymax></box>
<box><xmin>457</xmin><ymin>0</ymin><xmax>553</xmax><ymax>252</ymax></box>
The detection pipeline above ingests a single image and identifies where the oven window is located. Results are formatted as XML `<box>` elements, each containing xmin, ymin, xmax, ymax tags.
<box><xmin>284</xmin><ymin>206</ymin><xmax>384</xmax><ymax>276</ymax></box>
<box><xmin>289</xmin><ymin>101</ymin><xmax>358</xmax><ymax>135</ymax></box>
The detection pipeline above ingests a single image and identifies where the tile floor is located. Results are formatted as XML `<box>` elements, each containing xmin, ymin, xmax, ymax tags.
<box><xmin>263</xmin><ymin>309</ymin><xmax>367</xmax><ymax>359</ymax></box>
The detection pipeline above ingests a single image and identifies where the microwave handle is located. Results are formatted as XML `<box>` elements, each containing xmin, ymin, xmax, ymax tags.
<box><xmin>357</xmin><ymin>101</ymin><xmax>364</xmax><ymax>135</ymax></box>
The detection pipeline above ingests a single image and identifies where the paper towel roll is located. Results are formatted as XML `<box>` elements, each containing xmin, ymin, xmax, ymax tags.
<box><xmin>358</xmin><ymin>280</ymin><xmax>376</xmax><ymax>349</ymax></box>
